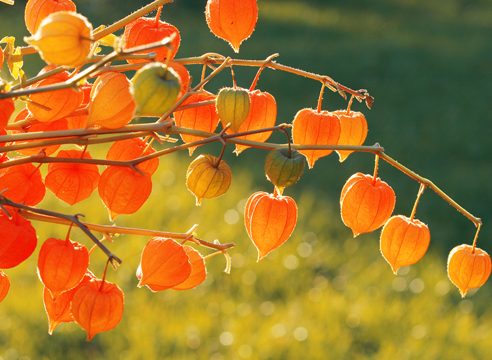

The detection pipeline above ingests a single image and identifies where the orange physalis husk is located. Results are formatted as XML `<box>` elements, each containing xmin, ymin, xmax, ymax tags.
<box><xmin>0</xmin><ymin>161</ymin><xmax>46</xmax><ymax>206</ymax></box>
<box><xmin>37</xmin><ymin>237</ymin><xmax>90</xmax><ymax>299</ymax></box>
<box><xmin>98</xmin><ymin>166</ymin><xmax>152</xmax><ymax>220</ymax></box>
<box><xmin>25</xmin><ymin>0</ymin><xmax>77</xmax><ymax>34</ymax></box>
<box><xmin>0</xmin><ymin>98</ymin><xmax>15</xmax><ymax>129</ymax></box>
<box><xmin>71</xmin><ymin>278</ymin><xmax>125</xmax><ymax>341</ymax></box>
<box><xmin>206</xmin><ymin>0</ymin><xmax>258</xmax><ymax>52</ymax></box>
<box><xmin>340</xmin><ymin>173</ymin><xmax>396</xmax><ymax>237</ymax></box>
<box><xmin>380</xmin><ymin>215</ymin><xmax>430</xmax><ymax>274</ymax></box>
<box><xmin>0</xmin><ymin>207</ymin><xmax>37</xmax><ymax>269</ymax></box>
<box><xmin>292</xmin><ymin>108</ymin><xmax>341</xmax><ymax>169</ymax></box>
<box><xmin>43</xmin><ymin>271</ymin><xmax>95</xmax><ymax>334</ymax></box>
<box><xmin>27</xmin><ymin>65</ymin><xmax>84</xmax><ymax>122</ymax></box>
<box><xmin>106</xmin><ymin>138</ymin><xmax>159</xmax><ymax>175</ymax></box>
<box><xmin>0</xmin><ymin>46</ymin><xmax>3</xmax><ymax>72</ymax></box>
<box><xmin>12</xmin><ymin>108</ymin><xmax>69</xmax><ymax>156</ymax></box>
<box><xmin>245</xmin><ymin>191</ymin><xmax>298</xmax><ymax>261</ymax></box>
<box><xmin>66</xmin><ymin>83</ymin><xmax>92</xmax><ymax>130</ymax></box>
<box><xmin>87</xmin><ymin>72</ymin><xmax>136</xmax><ymax>129</ymax></box>
<box><xmin>332</xmin><ymin>109</ymin><xmax>368</xmax><ymax>163</ymax></box>
<box><xmin>233</xmin><ymin>90</ymin><xmax>277</xmax><ymax>155</ymax></box>
<box><xmin>0</xmin><ymin>270</ymin><xmax>10</xmax><ymax>302</ymax></box>
<box><xmin>137</xmin><ymin>237</ymin><xmax>192</xmax><ymax>291</ymax></box>
<box><xmin>45</xmin><ymin>149</ymin><xmax>100</xmax><ymax>205</ymax></box>
<box><xmin>124</xmin><ymin>17</ymin><xmax>181</xmax><ymax>64</ymax></box>
<box><xmin>186</xmin><ymin>154</ymin><xmax>232</xmax><ymax>205</ymax></box>
<box><xmin>168</xmin><ymin>61</ymin><xmax>190</xmax><ymax>100</ymax></box>
<box><xmin>173</xmin><ymin>91</ymin><xmax>220</xmax><ymax>155</ymax></box>
<box><xmin>447</xmin><ymin>244</ymin><xmax>491</xmax><ymax>297</ymax></box>
<box><xmin>172</xmin><ymin>246</ymin><xmax>206</xmax><ymax>291</ymax></box>
<box><xmin>25</xmin><ymin>11</ymin><xmax>93</xmax><ymax>67</ymax></box>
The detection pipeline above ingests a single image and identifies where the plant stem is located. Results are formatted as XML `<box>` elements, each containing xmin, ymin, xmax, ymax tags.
<box><xmin>18</xmin><ymin>211</ymin><xmax>235</xmax><ymax>252</ymax></box>
<box><xmin>410</xmin><ymin>183</ymin><xmax>425</xmax><ymax>222</ymax></box>
<box><xmin>471</xmin><ymin>223</ymin><xmax>481</xmax><ymax>253</ymax></box>
<box><xmin>372</xmin><ymin>154</ymin><xmax>379</xmax><ymax>185</ymax></box>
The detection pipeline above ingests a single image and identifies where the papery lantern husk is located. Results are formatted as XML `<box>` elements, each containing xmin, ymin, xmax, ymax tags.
<box><xmin>43</xmin><ymin>271</ymin><xmax>95</xmax><ymax>334</ymax></box>
<box><xmin>106</xmin><ymin>138</ymin><xmax>159</xmax><ymax>175</ymax></box>
<box><xmin>380</xmin><ymin>215</ymin><xmax>430</xmax><ymax>274</ymax></box>
<box><xmin>0</xmin><ymin>98</ymin><xmax>15</xmax><ymax>129</ymax></box>
<box><xmin>45</xmin><ymin>149</ymin><xmax>100</xmax><ymax>205</ymax></box>
<box><xmin>137</xmin><ymin>237</ymin><xmax>192</xmax><ymax>291</ymax></box>
<box><xmin>333</xmin><ymin>110</ymin><xmax>368</xmax><ymax>163</ymax></box>
<box><xmin>264</xmin><ymin>148</ymin><xmax>305</xmax><ymax>194</ymax></box>
<box><xmin>25</xmin><ymin>11</ymin><xmax>93</xmax><ymax>67</ymax></box>
<box><xmin>233</xmin><ymin>89</ymin><xmax>277</xmax><ymax>154</ymax></box>
<box><xmin>245</xmin><ymin>191</ymin><xmax>298</xmax><ymax>261</ymax></box>
<box><xmin>292</xmin><ymin>108</ymin><xmax>341</xmax><ymax>168</ymax></box>
<box><xmin>66</xmin><ymin>83</ymin><xmax>92</xmax><ymax>130</ymax></box>
<box><xmin>168</xmin><ymin>61</ymin><xmax>190</xmax><ymax>100</ymax></box>
<box><xmin>27</xmin><ymin>66</ymin><xmax>84</xmax><ymax>122</ymax></box>
<box><xmin>186</xmin><ymin>154</ymin><xmax>232</xmax><ymax>205</ymax></box>
<box><xmin>172</xmin><ymin>246</ymin><xmax>206</xmax><ymax>291</ymax></box>
<box><xmin>340</xmin><ymin>173</ymin><xmax>396</xmax><ymax>237</ymax></box>
<box><xmin>0</xmin><ymin>161</ymin><xmax>46</xmax><ymax>206</ymax></box>
<box><xmin>37</xmin><ymin>237</ymin><xmax>89</xmax><ymax>299</ymax></box>
<box><xmin>448</xmin><ymin>244</ymin><xmax>491</xmax><ymax>297</ymax></box>
<box><xmin>0</xmin><ymin>207</ymin><xmax>37</xmax><ymax>269</ymax></box>
<box><xmin>25</xmin><ymin>0</ymin><xmax>76</xmax><ymax>34</ymax></box>
<box><xmin>206</xmin><ymin>0</ymin><xmax>258</xmax><ymax>52</ymax></box>
<box><xmin>131</xmin><ymin>62</ymin><xmax>181</xmax><ymax>116</ymax></box>
<box><xmin>98</xmin><ymin>166</ymin><xmax>152</xmax><ymax>220</ymax></box>
<box><xmin>0</xmin><ymin>270</ymin><xmax>10</xmax><ymax>302</ymax></box>
<box><xmin>124</xmin><ymin>17</ymin><xmax>181</xmax><ymax>64</ymax></box>
<box><xmin>12</xmin><ymin>109</ymin><xmax>69</xmax><ymax>156</ymax></box>
<box><xmin>71</xmin><ymin>278</ymin><xmax>124</xmax><ymax>341</ymax></box>
<box><xmin>173</xmin><ymin>91</ymin><xmax>219</xmax><ymax>155</ymax></box>
<box><xmin>216</xmin><ymin>87</ymin><xmax>250</xmax><ymax>133</ymax></box>
<box><xmin>87</xmin><ymin>72</ymin><xmax>136</xmax><ymax>129</ymax></box>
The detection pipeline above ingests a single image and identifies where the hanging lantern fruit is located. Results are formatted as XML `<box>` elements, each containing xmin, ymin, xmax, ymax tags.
<box><xmin>87</xmin><ymin>72</ymin><xmax>136</xmax><ymax>129</ymax></box>
<box><xmin>124</xmin><ymin>17</ymin><xmax>180</xmax><ymax>64</ymax></box>
<box><xmin>37</xmin><ymin>237</ymin><xmax>90</xmax><ymax>299</ymax></box>
<box><xmin>43</xmin><ymin>271</ymin><xmax>95</xmax><ymax>334</ymax></box>
<box><xmin>448</xmin><ymin>244</ymin><xmax>491</xmax><ymax>297</ymax></box>
<box><xmin>173</xmin><ymin>91</ymin><xmax>220</xmax><ymax>155</ymax></box>
<box><xmin>292</xmin><ymin>108</ymin><xmax>341</xmax><ymax>168</ymax></box>
<box><xmin>131</xmin><ymin>62</ymin><xmax>181</xmax><ymax>116</ymax></box>
<box><xmin>172</xmin><ymin>246</ymin><xmax>207</xmax><ymax>291</ymax></box>
<box><xmin>380</xmin><ymin>215</ymin><xmax>431</xmax><ymax>274</ymax></box>
<box><xmin>0</xmin><ymin>98</ymin><xmax>15</xmax><ymax>130</ymax></box>
<box><xmin>264</xmin><ymin>148</ymin><xmax>305</xmax><ymax>195</ymax></box>
<box><xmin>25</xmin><ymin>11</ymin><xmax>93</xmax><ymax>67</ymax></box>
<box><xmin>216</xmin><ymin>87</ymin><xmax>250</xmax><ymax>133</ymax></box>
<box><xmin>137</xmin><ymin>237</ymin><xmax>192</xmax><ymax>291</ymax></box>
<box><xmin>71</xmin><ymin>278</ymin><xmax>125</xmax><ymax>341</ymax></box>
<box><xmin>27</xmin><ymin>65</ymin><xmax>84</xmax><ymax>122</ymax></box>
<box><xmin>0</xmin><ymin>207</ymin><xmax>37</xmax><ymax>269</ymax></box>
<box><xmin>245</xmin><ymin>191</ymin><xmax>298</xmax><ymax>261</ymax></box>
<box><xmin>340</xmin><ymin>172</ymin><xmax>395</xmax><ymax>237</ymax></box>
<box><xmin>25</xmin><ymin>0</ymin><xmax>77</xmax><ymax>34</ymax></box>
<box><xmin>45</xmin><ymin>149</ymin><xmax>100</xmax><ymax>205</ymax></box>
<box><xmin>206</xmin><ymin>0</ymin><xmax>258</xmax><ymax>52</ymax></box>
<box><xmin>333</xmin><ymin>109</ymin><xmax>368</xmax><ymax>163</ymax></box>
<box><xmin>186</xmin><ymin>154</ymin><xmax>232</xmax><ymax>205</ymax></box>
<box><xmin>0</xmin><ymin>270</ymin><xmax>10</xmax><ymax>303</ymax></box>
<box><xmin>233</xmin><ymin>89</ymin><xmax>277</xmax><ymax>154</ymax></box>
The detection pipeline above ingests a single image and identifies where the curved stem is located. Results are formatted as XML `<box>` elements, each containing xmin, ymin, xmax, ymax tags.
<box><xmin>372</xmin><ymin>154</ymin><xmax>379</xmax><ymax>185</ymax></box>
<box><xmin>472</xmin><ymin>224</ymin><xmax>481</xmax><ymax>253</ymax></box>
<box><xmin>317</xmin><ymin>83</ymin><xmax>326</xmax><ymax>113</ymax></box>
<box><xmin>410</xmin><ymin>183</ymin><xmax>426</xmax><ymax>222</ymax></box>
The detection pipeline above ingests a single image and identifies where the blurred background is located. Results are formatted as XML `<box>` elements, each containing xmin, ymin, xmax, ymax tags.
<box><xmin>1</xmin><ymin>0</ymin><xmax>491</xmax><ymax>359</ymax></box>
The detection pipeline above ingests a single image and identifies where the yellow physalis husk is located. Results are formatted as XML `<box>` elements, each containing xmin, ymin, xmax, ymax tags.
<box><xmin>25</xmin><ymin>11</ymin><xmax>93</xmax><ymax>67</ymax></box>
<box><xmin>216</xmin><ymin>87</ymin><xmax>250</xmax><ymax>133</ymax></box>
<box><xmin>186</xmin><ymin>154</ymin><xmax>232</xmax><ymax>205</ymax></box>
<box><xmin>131</xmin><ymin>62</ymin><xmax>181</xmax><ymax>116</ymax></box>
